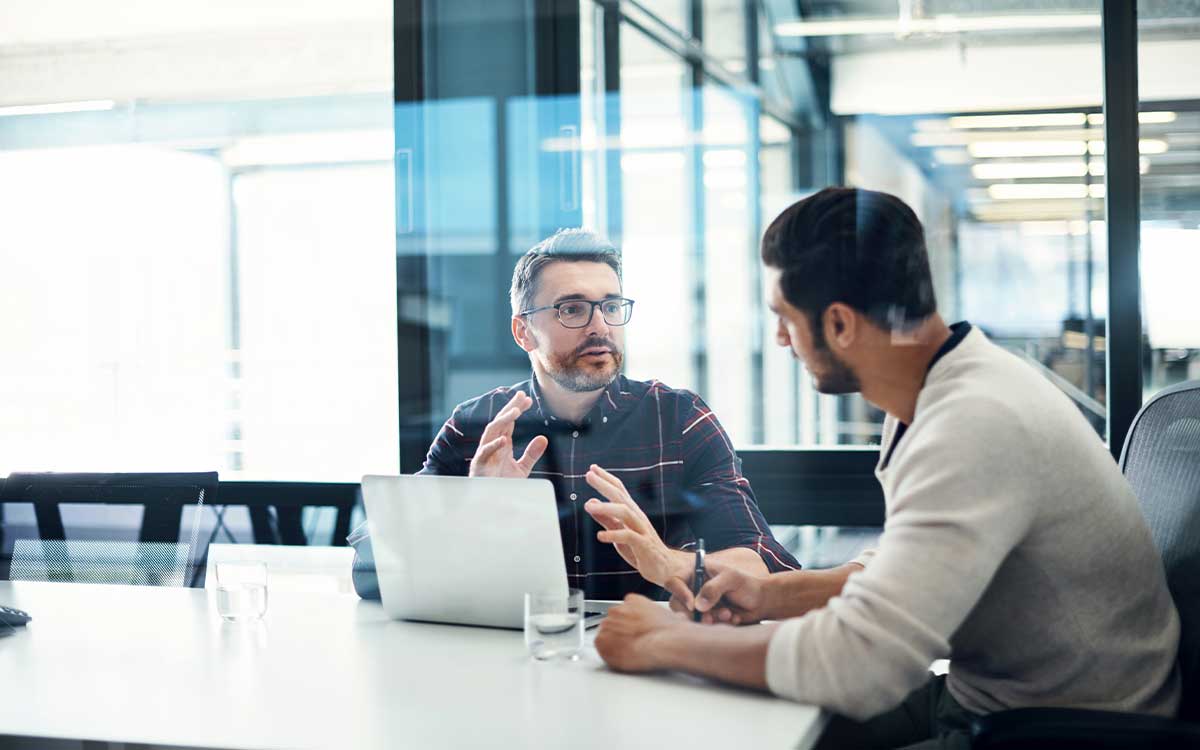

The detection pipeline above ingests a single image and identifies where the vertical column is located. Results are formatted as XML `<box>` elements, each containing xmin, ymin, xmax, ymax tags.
<box><xmin>1101</xmin><ymin>0</ymin><xmax>1142</xmax><ymax>458</ymax></box>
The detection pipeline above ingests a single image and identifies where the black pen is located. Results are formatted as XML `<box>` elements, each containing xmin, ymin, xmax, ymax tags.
<box><xmin>691</xmin><ymin>538</ymin><xmax>706</xmax><ymax>623</ymax></box>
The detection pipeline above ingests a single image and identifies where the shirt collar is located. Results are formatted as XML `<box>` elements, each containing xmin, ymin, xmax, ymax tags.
<box><xmin>926</xmin><ymin>321</ymin><xmax>972</xmax><ymax>374</ymax></box>
<box><xmin>528</xmin><ymin>373</ymin><xmax>627</xmax><ymax>429</ymax></box>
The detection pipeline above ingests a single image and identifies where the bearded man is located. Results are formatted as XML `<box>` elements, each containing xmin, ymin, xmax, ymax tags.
<box><xmin>348</xmin><ymin>228</ymin><xmax>798</xmax><ymax>600</ymax></box>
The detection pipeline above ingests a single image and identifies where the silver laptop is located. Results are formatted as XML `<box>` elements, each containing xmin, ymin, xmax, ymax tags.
<box><xmin>362</xmin><ymin>475</ymin><xmax>607</xmax><ymax>629</ymax></box>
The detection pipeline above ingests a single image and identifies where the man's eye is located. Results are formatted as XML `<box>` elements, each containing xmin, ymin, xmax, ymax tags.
<box><xmin>560</xmin><ymin>303</ymin><xmax>584</xmax><ymax>316</ymax></box>
<box><xmin>602</xmin><ymin>301</ymin><xmax>622</xmax><ymax>315</ymax></box>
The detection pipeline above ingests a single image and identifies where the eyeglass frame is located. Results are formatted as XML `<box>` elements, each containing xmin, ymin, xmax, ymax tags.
<box><xmin>517</xmin><ymin>297</ymin><xmax>636</xmax><ymax>329</ymax></box>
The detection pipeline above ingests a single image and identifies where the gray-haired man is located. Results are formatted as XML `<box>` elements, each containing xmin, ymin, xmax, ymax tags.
<box><xmin>350</xmin><ymin>229</ymin><xmax>799</xmax><ymax>600</ymax></box>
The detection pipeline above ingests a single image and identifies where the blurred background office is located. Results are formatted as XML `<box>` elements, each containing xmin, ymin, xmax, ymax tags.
<box><xmin>0</xmin><ymin>0</ymin><xmax>1197</xmax><ymax>566</ymax></box>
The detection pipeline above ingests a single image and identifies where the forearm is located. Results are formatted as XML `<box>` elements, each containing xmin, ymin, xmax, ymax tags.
<box><xmin>762</xmin><ymin>562</ymin><xmax>863</xmax><ymax>620</ymax></box>
<box><xmin>651</xmin><ymin>621</ymin><xmax>779</xmax><ymax>691</ymax></box>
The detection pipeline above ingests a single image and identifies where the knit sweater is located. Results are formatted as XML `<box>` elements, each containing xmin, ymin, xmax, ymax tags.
<box><xmin>765</xmin><ymin>326</ymin><xmax>1181</xmax><ymax>720</ymax></box>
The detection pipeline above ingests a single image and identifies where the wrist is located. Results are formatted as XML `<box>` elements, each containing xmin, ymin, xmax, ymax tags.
<box><xmin>761</xmin><ymin>574</ymin><xmax>788</xmax><ymax>620</ymax></box>
<box><xmin>653</xmin><ymin>547</ymin><xmax>692</xmax><ymax>588</ymax></box>
<box><xmin>647</xmin><ymin>620</ymin><xmax>696</xmax><ymax>671</ymax></box>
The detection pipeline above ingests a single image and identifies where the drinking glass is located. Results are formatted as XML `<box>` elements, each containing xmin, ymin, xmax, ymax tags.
<box><xmin>215</xmin><ymin>561</ymin><xmax>268</xmax><ymax>623</ymax></box>
<box><xmin>524</xmin><ymin>588</ymin><xmax>584</xmax><ymax>660</ymax></box>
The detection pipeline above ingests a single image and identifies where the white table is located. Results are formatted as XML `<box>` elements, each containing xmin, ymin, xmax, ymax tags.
<box><xmin>0</xmin><ymin>581</ymin><xmax>826</xmax><ymax>749</ymax></box>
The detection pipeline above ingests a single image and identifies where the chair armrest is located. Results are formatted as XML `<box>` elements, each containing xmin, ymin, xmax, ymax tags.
<box><xmin>971</xmin><ymin>707</ymin><xmax>1200</xmax><ymax>749</ymax></box>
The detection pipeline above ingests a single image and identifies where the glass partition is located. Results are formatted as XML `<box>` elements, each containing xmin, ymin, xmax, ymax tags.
<box><xmin>1138</xmin><ymin>1</ymin><xmax>1200</xmax><ymax>399</ymax></box>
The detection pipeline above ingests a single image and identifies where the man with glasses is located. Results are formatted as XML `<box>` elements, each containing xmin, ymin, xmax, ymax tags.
<box><xmin>349</xmin><ymin>229</ymin><xmax>798</xmax><ymax>600</ymax></box>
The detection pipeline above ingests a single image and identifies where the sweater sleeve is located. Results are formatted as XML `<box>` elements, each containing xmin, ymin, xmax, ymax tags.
<box><xmin>765</xmin><ymin>397</ymin><xmax>1039</xmax><ymax>720</ymax></box>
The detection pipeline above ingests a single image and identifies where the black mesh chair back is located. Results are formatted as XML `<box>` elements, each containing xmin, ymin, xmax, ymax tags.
<box><xmin>0</xmin><ymin>471</ymin><xmax>218</xmax><ymax>587</ymax></box>
<box><xmin>1120</xmin><ymin>380</ymin><xmax>1200</xmax><ymax>721</ymax></box>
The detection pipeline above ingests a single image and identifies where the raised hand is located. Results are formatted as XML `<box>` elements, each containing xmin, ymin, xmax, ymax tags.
<box><xmin>468</xmin><ymin>392</ymin><xmax>548</xmax><ymax>478</ymax></box>
<box><xmin>583</xmin><ymin>464</ymin><xmax>684</xmax><ymax>587</ymax></box>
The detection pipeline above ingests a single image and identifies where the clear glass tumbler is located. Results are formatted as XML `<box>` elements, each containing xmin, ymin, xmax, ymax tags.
<box><xmin>524</xmin><ymin>588</ymin><xmax>584</xmax><ymax>660</ymax></box>
<box><xmin>215</xmin><ymin>561</ymin><xmax>268</xmax><ymax>623</ymax></box>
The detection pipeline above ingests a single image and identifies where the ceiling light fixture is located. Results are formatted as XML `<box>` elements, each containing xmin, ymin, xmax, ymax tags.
<box><xmin>0</xmin><ymin>100</ymin><xmax>116</xmax><ymax>117</ymax></box>
<box><xmin>774</xmin><ymin>14</ymin><xmax>1101</xmax><ymax>38</ymax></box>
<box><xmin>950</xmin><ymin>113</ymin><xmax>1087</xmax><ymax>129</ymax></box>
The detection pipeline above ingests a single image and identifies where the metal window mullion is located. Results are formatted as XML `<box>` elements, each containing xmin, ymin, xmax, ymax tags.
<box><xmin>1101</xmin><ymin>0</ymin><xmax>1142</xmax><ymax>458</ymax></box>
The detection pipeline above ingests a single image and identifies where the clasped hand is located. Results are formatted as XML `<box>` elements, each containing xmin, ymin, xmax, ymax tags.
<box><xmin>664</xmin><ymin>561</ymin><xmax>770</xmax><ymax>625</ymax></box>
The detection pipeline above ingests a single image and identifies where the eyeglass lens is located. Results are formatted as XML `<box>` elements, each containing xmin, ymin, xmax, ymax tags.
<box><xmin>558</xmin><ymin>299</ymin><xmax>632</xmax><ymax>328</ymax></box>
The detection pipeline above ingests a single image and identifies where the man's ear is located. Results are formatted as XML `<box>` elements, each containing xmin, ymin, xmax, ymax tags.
<box><xmin>512</xmin><ymin>315</ymin><xmax>538</xmax><ymax>353</ymax></box>
<box><xmin>823</xmin><ymin>303</ymin><xmax>858</xmax><ymax>351</ymax></box>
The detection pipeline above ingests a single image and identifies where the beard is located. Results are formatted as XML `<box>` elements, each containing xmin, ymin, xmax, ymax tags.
<box><xmin>809</xmin><ymin>342</ymin><xmax>861</xmax><ymax>395</ymax></box>
<box><xmin>543</xmin><ymin>336</ymin><xmax>624</xmax><ymax>393</ymax></box>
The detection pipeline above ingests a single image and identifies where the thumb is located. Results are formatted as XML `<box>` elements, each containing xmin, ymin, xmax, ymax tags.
<box><xmin>695</xmin><ymin>571</ymin><xmax>738</xmax><ymax>612</ymax></box>
<box><xmin>663</xmin><ymin>576</ymin><xmax>694</xmax><ymax>610</ymax></box>
<box><xmin>516</xmin><ymin>435</ymin><xmax>548</xmax><ymax>474</ymax></box>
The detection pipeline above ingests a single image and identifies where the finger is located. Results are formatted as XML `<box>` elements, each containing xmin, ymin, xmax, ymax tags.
<box><xmin>663</xmin><ymin>577</ymin><xmax>695</xmax><ymax>610</ymax></box>
<box><xmin>583</xmin><ymin>502</ymin><xmax>624</xmax><ymax>531</ymax></box>
<box><xmin>472</xmin><ymin>436</ymin><xmax>507</xmax><ymax>465</ymax></box>
<box><xmin>516</xmin><ymin>435</ymin><xmax>548</xmax><ymax>473</ymax></box>
<box><xmin>587</xmin><ymin>466</ymin><xmax>650</xmax><ymax>520</ymax></box>
<box><xmin>479</xmin><ymin>403</ymin><xmax>521</xmax><ymax>444</ymax></box>
<box><xmin>695</xmin><ymin>571</ymin><xmax>741</xmax><ymax>612</ymax></box>
<box><xmin>597</xmin><ymin>528</ymin><xmax>644</xmax><ymax>547</ymax></box>
<box><xmin>583</xmin><ymin>498</ymin><xmax>640</xmax><ymax>528</ymax></box>
<box><xmin>584</xmin><ymin>468</ymin><xmax>627</xmax><ymax>503</ymax></box>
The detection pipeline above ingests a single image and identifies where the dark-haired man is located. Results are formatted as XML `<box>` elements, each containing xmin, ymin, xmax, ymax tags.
<box><xmin>594</xmin><ymin>188</ymin><xmax>1180</xmax><ymax>749</ymax></box>
<box><xmin>350</xmin><ymin>228</ymin><xmax>798</xmax><ymax>601</ymax></box>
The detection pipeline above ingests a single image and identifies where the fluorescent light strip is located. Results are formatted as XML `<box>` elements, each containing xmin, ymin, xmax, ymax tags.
<box><xmin>987</xmin><ymin>183</ymin><xmax>1105</xmax><ymax>200</ymax></box>
<box><xmin>1086</xmin><ymin>139</ymin><xmax>1169</xmax><ymax>155</ymax></box>
<box><xmin>774</xmin><ymin>13</ymin><xmax>1101</xmax><ymax>38</ymax></box>
<box><xmin>968</xmin><ymin>139</ymin><xmax>1167</xmax><ymax>158</ymax></box>
<box><xmin>972</xmin><ymin>161</ymin><xmax>1088</xmax><ymax>179</ymax></box>
<box><xmin>932</xmin><ymin>148</ymin><xmax>970</xmax><ymax>165</ymax></box>
<box><xmin>912</xmin><ymin>129</ymin><xmax>1092</xmax><ymax>148</ymax></box>
<box><xmin>0</xmin><ymin>99</ymin><xmax>116</xmax><ymax>117</ymax></box>
<box><xmin>950</xmin><ymin>113</ymin><xmax>1086</xmax><ymax>129</ymax></box>
<box><xmin>969</xmin><ymin>140</ymin><xmax>1088</xmax><ymax>158</ymax></box>
<box><xmin>1087</xmin><ymin>111</ymin><xmax>1177</xmax><ymax>126</ymax></box>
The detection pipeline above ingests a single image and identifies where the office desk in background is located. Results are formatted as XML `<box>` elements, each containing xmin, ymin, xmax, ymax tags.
<box><xmin>0</xmin><ymin>581</ymin><xmax>826</xmax><ymax>749</ymax></box>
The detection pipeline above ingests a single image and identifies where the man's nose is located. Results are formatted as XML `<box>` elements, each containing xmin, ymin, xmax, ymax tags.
<box><xmin>584</xmin><ymin>306</ymin><xmax>612</xmax><ymax>337</ymax></box>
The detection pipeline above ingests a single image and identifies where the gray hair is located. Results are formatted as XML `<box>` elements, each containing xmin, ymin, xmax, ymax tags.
<box><xmin>509</xmin><ymin>228</ymin><xmax>623</xmax><ymax>315</ymax></box>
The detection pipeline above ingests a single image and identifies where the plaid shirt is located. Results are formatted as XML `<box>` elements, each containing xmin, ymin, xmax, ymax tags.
<box><xmin>421</xmin><ymin>375</ymin><xmax>799</xmax><ymax>599</ymax></box>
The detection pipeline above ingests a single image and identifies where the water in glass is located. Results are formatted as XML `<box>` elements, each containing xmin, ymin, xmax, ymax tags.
<box><xmin>525</xmin><ymin>588</ymin><xmax>584</xmax><ymax>660</ymax></box>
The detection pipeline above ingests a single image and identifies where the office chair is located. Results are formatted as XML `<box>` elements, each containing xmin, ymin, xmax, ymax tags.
<box><xmin>972</xmin><ymin>380</ymin><xmax>1200</xmax><ymax>748</ymax></box>
<box><xmin>0</xmin><ymin>471</ymin><xmax>218</xmax><ymax>587</ymax></box>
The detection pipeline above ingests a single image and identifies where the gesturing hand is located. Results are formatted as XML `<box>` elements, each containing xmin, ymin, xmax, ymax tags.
<box><xmin>583</xmin><ymin>464</ymin><xmax>683</xmax><ymax>587</ymax></box>
<box><xmin>665</xmin><ymin>563</ymin><xmax>769</xmax><ymax>625</ymax></box>
<box><xmin>468</xmin><ymin>392</ymin><xmax>548</xmax><ymax>478</ymax></box>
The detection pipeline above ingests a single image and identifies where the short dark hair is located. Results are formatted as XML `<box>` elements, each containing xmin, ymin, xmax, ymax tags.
<box><xmin>510</xmin><ymin>228</ymin><xmax>623</xmax><ymax>315</ymax></box>
<box><xmin>761</xmin><ymin>187</ymin><xmax>936</xmax><ymax>336</ymax></box>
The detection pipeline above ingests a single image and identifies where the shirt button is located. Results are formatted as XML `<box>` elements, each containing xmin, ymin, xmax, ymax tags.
<box><xmin>570</xmin><ymin>493</ymin><xmax>577</xmax><ymax>500</ymax></box>
<box><xmin>543</xmin><ymin>420</ymin><xmax>549</xmax><ymax>426</ymax></box>
<box><xmin>573</xmin><ymin>555</ymin><xmax>581</xmax><ymax>563</ymax></box>
<box><xmin>572</xmin><ymin>431</ymin><xmax>579</xmax><ymax>438</ymax></box>
<box><xmin>602</xmin><ymin>416</ymin><xmax>608</xmax><ymax>424</ymax></box>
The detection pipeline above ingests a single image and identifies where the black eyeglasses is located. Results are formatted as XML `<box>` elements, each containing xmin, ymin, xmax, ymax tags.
<box><xmin>519</xmin><ymin>297</ymin><xmax>635</xmax><ymax>329</ymax></box>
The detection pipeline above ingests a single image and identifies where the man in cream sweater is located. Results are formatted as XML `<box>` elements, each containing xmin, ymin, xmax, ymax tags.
<box><xmin>593</xmin><ymin>187</ymin><xmax>1181</xmax><ymax>749</ymax></box>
